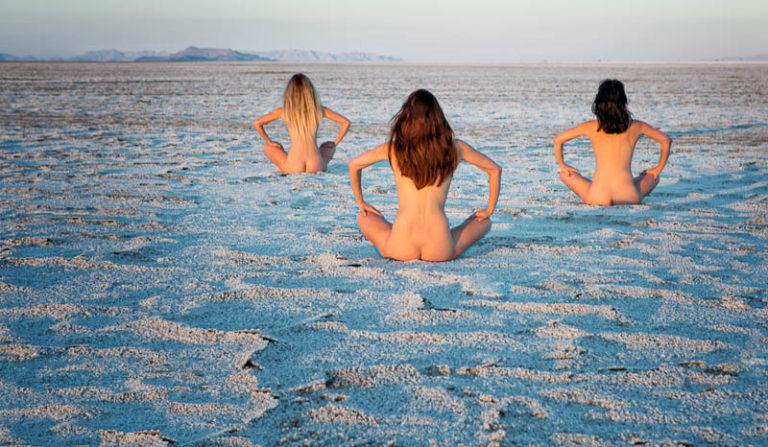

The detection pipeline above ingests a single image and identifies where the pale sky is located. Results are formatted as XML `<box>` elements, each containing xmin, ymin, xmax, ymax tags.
<box><xmin>1</xmin><ymin>0</ymin><xmax>766</xmax><ymax>61</ymax></box>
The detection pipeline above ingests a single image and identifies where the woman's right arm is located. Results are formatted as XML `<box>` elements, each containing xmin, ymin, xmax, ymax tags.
<box><xmin>553</xmin><ymin>122</ymin><xmax>589</xmax><ymax>174</ymax></box>
<box><xmin>348</xmin><ymin>143</ymin><xmax>389</xmax><ymax>216</ymax></box>
<box><xmin>323</xmin><ymin>107</ymin><xmax>351</xmax><ymax>146</ymax></box>
<box><xmin>456</xmin><ymin>140</ymin><xmax>502</xmax><ymax>220</ymax></box>
<box><xmin>253</xmin><ymin>108</ymin><xmax>283</xmax><ymax>145</ymax></box>
<box><xmin>639</xmin><ymin>121</ymin><xmax>672</xmax><ymax>179</ymax></box>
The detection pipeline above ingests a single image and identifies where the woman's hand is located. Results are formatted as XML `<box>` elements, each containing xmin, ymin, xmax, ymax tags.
<box><xmin>474</xmin><ymin>208</ymin><xmax>493</xmax><ymax>221</ymax></box>
<box><xmin>266</xmin><ymin>141</ymin><xmax>284</xmax><ymax>151</ymax></box>
<box><xmin>642</xmin><ymin>166</ymin><xmax>662</xmax><ymax>179</ymax></box>
<box><xmin>358</xmin><ymin>201</ymin><xmax>383</xmax><ymax>217</ymax></box>
<box><xmin>560</xmin><ymin>164</ymin><xmax>580</xmax><ymax>176</ymax></box>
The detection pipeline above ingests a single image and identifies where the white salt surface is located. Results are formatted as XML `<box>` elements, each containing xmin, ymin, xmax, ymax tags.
<box><xmin>0</xmin><ymin>62</ymin><xmax>767</xmax><ymax>445</ymax></box>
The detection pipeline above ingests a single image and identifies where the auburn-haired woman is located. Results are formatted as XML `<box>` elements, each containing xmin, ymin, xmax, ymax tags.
<box><xmin>349</xmin><ymin>89</ymin><xmax>502</xmax><ymax>262</ymax></box>
<box><xmin>254</xmin><ymin>73</ymin><xmax>350</xmax><ymax>173</ymax></box>
<box><xmin>554</xmin><ymin>79</ymin><xmax>671</xmax><ymax>205</ymax></box>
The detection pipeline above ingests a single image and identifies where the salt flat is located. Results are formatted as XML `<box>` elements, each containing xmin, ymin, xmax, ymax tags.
<box><xmin>0</xmin><ymin>62</ymin><xmax>766</xmax><ymax>445</ymax></box>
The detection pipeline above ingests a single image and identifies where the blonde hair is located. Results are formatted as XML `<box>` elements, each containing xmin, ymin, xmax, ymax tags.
<box><xmin>282</xmin><ymin>73</ymin><xmax>323</xmax><ymax>140</ymax></box>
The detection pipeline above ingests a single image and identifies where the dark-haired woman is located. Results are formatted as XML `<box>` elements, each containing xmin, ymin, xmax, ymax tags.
<box><xmin>554</xmin><ymin>79</ymin><xmax>671</xmax><ymax>206</ymax></box>
<box><xmin>349</xmin><ymin>90</ymin><xmax>501</xmax><ymax>262</ymax></box>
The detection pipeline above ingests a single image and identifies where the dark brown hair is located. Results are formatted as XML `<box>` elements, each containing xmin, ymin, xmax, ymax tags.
<box><xmin>388</xmin><ymin>89</ymin><xmax>457</xmax><ymax>189</ymax></box>
<box><xmin>592</xmin><ymin>79</ymin><xmax>632</xmax><ymax>134</ymax></box>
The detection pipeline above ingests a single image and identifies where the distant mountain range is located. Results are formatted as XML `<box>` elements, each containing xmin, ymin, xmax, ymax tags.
<box><xmin>73</xmin><ymin>50</ymin><xmax>172</xmax><ymax>62</ymax></box>
<box><xmin>254</xmin><ymin>49</ymin><xmax>400</xmax><ymax>62</ymax></box>
<box><xmin>712</xmin><ymin>54</ymin><xmax>768</xmax><ymax>62</ymax></box>
<box><xmin>2</xmin><ymin>47</ymin><xmax>766</xmax><ymax>63</ymax></box>
<box><xmin>135</xmin><ymin>47</ymin><xmax>272</xmax><ymax>62</ymax></box>
<box><xmin>0</xmin><ymin>46</ymin><xmax>402</xmax><ymax>62</ymax></box>
<box><xmin>0</xmin><ymin>52</ymin><xmax>21</xmax><ymax>61</ymax></box>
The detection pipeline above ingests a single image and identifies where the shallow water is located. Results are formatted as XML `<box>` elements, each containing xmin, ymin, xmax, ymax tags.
<box><xmin>1</xmin><ymin>62</ymin><xmax>767</xmax><ymax>445</ymax></box>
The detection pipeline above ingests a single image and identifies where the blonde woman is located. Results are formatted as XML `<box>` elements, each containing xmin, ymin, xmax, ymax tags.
<box><xmin>254</xmin><ymin>73</ymin><xmax>350</xmax><ymax>173</ymax></box>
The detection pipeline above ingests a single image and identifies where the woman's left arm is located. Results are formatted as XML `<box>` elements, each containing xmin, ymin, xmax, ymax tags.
<box><xmin>348</xmin><ymin>143</ymin><xmax>388</xmax><ymax>216</ymax></box>
<box><xmin>253</xmin><ymin>108</ymin><xmax>283</xmax><ymax>145</ymax></box>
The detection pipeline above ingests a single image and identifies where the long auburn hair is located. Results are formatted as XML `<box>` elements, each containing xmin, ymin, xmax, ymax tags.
<box><xmin>388</xmin><ymin>89</ymin><xmax>457</xmax><ymax>189</ymax></box>
<box><xmin>282</xmin><ymin>73</ymin><xmax>323</xmax><ymax>139</ymax></box>
<box><xmin>592</xmin><ymin>79</ymin><xmax>632</xmax><ymax>134</ymax></box>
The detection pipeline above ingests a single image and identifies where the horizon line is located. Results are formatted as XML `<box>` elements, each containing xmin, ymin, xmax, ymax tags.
<box><xmin>2</xmin><ymin>46</ymin><xmax>767</xmax><ymax>64</ymax></box>
<box><xmin>3</xmin><ymin>59</ymin><xmax>768</xmax><ymax>65</ymax></box>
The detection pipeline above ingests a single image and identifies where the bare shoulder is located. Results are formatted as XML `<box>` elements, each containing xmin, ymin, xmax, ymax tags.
<box><xmin>267</xmin><ymin>107</ymin><xmax>284</xmax><ymax>119</ymax></box>
<box><xmin>254</xmin><ymin>107</ymin><xmax>283</xmax><ymax>125</ymax></box>
<box><xmin>454</xmin><ymin>139</ymin><xmax>472</xmax><ymax>160</ymax></box>
<box><xmin>580</xmin><ymin>120</ymin><xmax>599</xmax><ymax>133</ymax></box>
<box><xmin>555</xmin><ymin>120</ymin><xmax>596</xmax><ymax>143</ymax></box>
<box><xmin>455</xmin><ymin>138</ymin><xmax>472</xmax><ymax>150</ymax></box>
<box><xmin>566</xmin><ymin>120</ymin><xmax>595</xmax><ymax>134</ymax></box>
<box><xmin>630</xmin><ymin>120</ymin><xmax>652</xmax><ymax>136</ymax></box>
<box><xmin>349</xmin><ymin>141</ymin><xmax>390</xmax><ymax>168</ymax></box>
<box><xmin>633</xmin><ymin>120</ymin><xmax>671</xmax><ymax>142</ymax></box>
<box><xmin>371</xmin><ymin>142</ymin><xmax>391</xmax><ymax>158</ymax></box>
<box><xmin>323</xmin><ymin>107</ymin><xmax>350</xmax><ymax>122</ymax></box>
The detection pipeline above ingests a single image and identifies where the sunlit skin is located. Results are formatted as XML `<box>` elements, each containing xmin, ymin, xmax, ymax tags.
<box><xmin>554</xmin><ymin>120</ymin><xmax>671</xmax><ymax>205</ymax></box>
<box><xmin>253</xmin><ymin>107</ymin><xmax>350</xmax><ymax>173</ymax></box>
<box><xmin>349</xmin><ymin>140</ymin><xmax>501</xmax><ymax>262</ymax></box>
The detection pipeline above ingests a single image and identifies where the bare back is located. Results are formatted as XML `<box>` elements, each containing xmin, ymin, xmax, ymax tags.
<box><xmin>386</xmin><ymin>153</ymin><xmax>455</xmax><ymax>261</ymax></box>
<box><xmin>585</xmin><ymin>120</ymin><xmax>643</xmax><ymax>205</ymax></box>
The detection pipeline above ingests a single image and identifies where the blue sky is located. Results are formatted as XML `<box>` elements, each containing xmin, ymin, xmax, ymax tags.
<box><xmin>1</xmin><ymin>0</ymin><xmax>766</xmax><ymax>61</ymax></box>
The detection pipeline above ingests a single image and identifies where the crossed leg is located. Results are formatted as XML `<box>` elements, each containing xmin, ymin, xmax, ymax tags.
<box><xmin>357</xmin><ymin>211</ymin><xmax>490</xmax><ymax>261</ymax></box>
<box><xmin>320</xmin><ymin>142</ymin><xmax>336</xmax><ymax>168</ymax></box>
<box><xmin>264</xmin><ymin>143</ymin><xmax>288</xmax><ymax>172</ymax></box>
<box><xmin>634</xmin><ymin>172</ymin><xmax>659</xmax><ymax>200</ymax></box>
<box><xmin>263</xmin><ymin>143</ymin><xmax>288</xmax><ymax>171</ymax></box>
<box><xmin>559</xmin><ymin>170</ymin><xmax>593</xmax><ymax>203</ymax></box>
<box><xmin>451</xmin><ymin>214</ymin><xmax>492</xmax><ymax>259</ymax></box>
<box><xmin>560</xmin><ymin>170</ymin><xmax>659</xmax><ymax>205</ymax></box>
<box><xmin>356</xmin><ymin>211</ymin><xmax>392</xmax><ymax>257</ymax></box>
